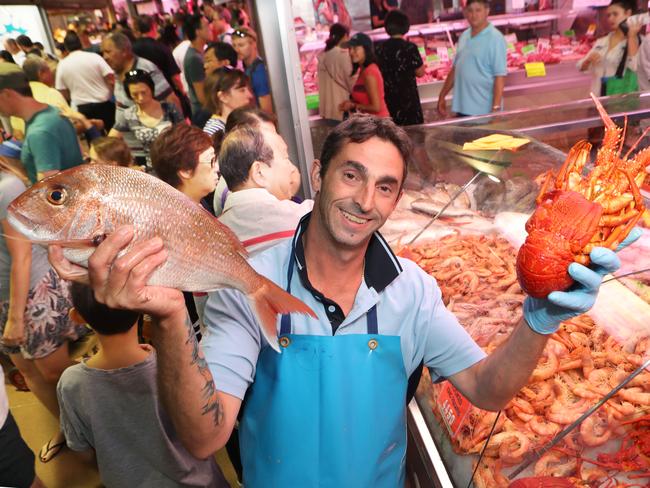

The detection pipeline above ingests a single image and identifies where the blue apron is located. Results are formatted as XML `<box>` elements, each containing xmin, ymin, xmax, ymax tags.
<box><xmin>239</xmin><ymin>243</ymin><xmax>409</xmax><ymax>487</ymax></box>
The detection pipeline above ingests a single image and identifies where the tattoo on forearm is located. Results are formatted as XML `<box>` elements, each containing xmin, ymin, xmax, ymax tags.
<box><xmin>185</xmin><ymin>319</ymin><xmax>224</xmax><ymax>426</ymax></box>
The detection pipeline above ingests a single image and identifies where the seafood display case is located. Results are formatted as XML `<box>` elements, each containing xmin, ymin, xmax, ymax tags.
<box><xmin>368</xmin><ymin>123</ymin><xmax>650</xmax><ymax>487</ymax></box>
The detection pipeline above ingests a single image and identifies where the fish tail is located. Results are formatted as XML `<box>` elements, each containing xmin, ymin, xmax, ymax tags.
<box><xmin>248</xmin><ymin>277</ymin><xmax>317</xmax><ymax>353</ymax></box>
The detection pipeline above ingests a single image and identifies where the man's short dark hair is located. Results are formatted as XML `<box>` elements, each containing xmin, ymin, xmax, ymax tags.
<box><xmin>135</xmin><ymin>15</ymin><xmax>154</xmax><ymax>35</ymax></box>
<box><xmin>0</xmin><ymin>64</ymin><xmax>32</xmax><ymax>97</ymax></box>
<box><xmin>224</xmin><ymin>107</ymin><xmax>277</xmax><ymax>133</ymax></box>
<box><xmin>219</xmin><ymin>126</ymin><xmax>274</xmax><ymax>190</ymax></box>
<box><xmin>185</xmin><ymin>15</ymin><xmax>204</xmax><ymax>41</ymax></box>
<box><xmin>466</xmin><ymin>0</ymin><xmax>490</xmax><ymax>6</ymax></box>
<box><xmin>206</xmin><ymin>42</ymin><xmax>237</xmax><ymax>67</ymax></box>
<box><xmin>69</xmin><ymin>282</ymin><xmax>140</xmax><ymax>335</ymax></box>
<box><xmin>16</xmin><ymin>35</ymin><xmax>33</xmax><ymax>49</ymax></box>
<box><xmin>385</xmin><ymin>10</ymin><xmax>410</xmax><ymax>36</ymax></box>
<box><xmin>319</xmin><ymin>115</ymin><xmax>411</xmax><ymax>188</ymax></box>
<box><xmin>63</xmin><ymin>31</ymin><xmax>82</xmax><ymax>52</ymax></box>
<box><xmin>150</xmin><ymin>124</ymin><xmax>213</xmax><ymax>189</ymax></box>
<box><xmin>0</xmin><ymin>51</ymin><xmax>15</xmax><ymax>64</ymax></box>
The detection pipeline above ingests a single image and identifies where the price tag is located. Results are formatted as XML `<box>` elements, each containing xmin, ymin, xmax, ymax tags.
<box><xmin>563</xmin><ymin>29</ymin><xmax>576</xmax><ymax>37</ymax></box>
<box><xmin>507</xmin><ymin>42</ymin><xmax>515</xmax><ymax>53</ymax></box>
<box><xmin>418</xmin><ymin>46</ymin><xmax>426</xmax><ymax>56</ymax></box>
<box><xmin>447</xmin><ymin>47</ymin><xmax>455</xmax><ymax>58</ymax></box>
<box><xmin>437</xmin><ymin>382</ymin><xmax>472</xmax><ymax>437</ymax></box>
<box><xmin>537</xmin><ymin>37</ymin><xmax>550</xmax><ymax>50</ymax></box>
<box><xmin>525</xmin><ymin>62</ymin><xmax>546</xmax><ymax>77</ymax></box>
<box><xmin>587</xmin><ymin>23</ymin><xmax>597</xmax><ymax>36</ymax></box>
<box><xmin>505</xmin><ymin>33</ymin><xmax>518</xmax><ymax>44</ymax></box>
<box><xmin>426</xmin><ymin>54</ymin><xmax>440</xmax><ymax>62</ymax></box>
<box><xmin>521</xmin><ymin>44</ymin><xmax>536</xmax><ymax>55</ymax></box>
<box><xmin>437</xmin><ymin>46</ymin><xmax>449</xmax><ymax>63</ymax></box>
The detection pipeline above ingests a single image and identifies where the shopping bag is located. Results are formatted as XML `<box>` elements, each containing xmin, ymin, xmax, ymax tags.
<box><xmin>605</xmin><ymin>68</ymin><xmax>639</xmax><ymax>95</ymax></box>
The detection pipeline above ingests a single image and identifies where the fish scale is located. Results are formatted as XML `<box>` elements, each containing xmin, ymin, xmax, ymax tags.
<box><xmin>8</xmin><ymin>164</ymin><xmax>316</xmax><ymax>351</ymax></box>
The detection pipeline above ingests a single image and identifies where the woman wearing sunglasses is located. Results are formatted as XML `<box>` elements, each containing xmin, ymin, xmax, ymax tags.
<box><xmin>202</xmin><ymin>67</ymin><xmax>253</xmax><ymax>137</ymax></box>
<box><xmin>108</xmin><ymin>69</ymin><xmax>185</xmax><ymax>169</ymax></box>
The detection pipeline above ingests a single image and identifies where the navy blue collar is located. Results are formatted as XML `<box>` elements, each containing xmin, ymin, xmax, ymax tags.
<box><xmin>292</xmin><ymin>212</ymin><xmax>402</xmax><ymax>295</ymax></box>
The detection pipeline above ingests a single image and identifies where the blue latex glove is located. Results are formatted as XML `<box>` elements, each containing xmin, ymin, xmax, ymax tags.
<box><xmin>524</xmin><ymin>227</ymin><xmax>642</xmax><ymax>334</ymax></box>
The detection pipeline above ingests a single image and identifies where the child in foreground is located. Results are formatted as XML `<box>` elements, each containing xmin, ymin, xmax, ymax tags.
<box><xmin>57</xmin><ymin>282</ymin><xmax>228</xmax><ymax>488</ymax></box>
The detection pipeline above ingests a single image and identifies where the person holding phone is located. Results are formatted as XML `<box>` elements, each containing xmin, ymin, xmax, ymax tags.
<box><xmin>577</xmin><ymin>0</ymin><xmax>641</xmax><ymax>96</ymax></box>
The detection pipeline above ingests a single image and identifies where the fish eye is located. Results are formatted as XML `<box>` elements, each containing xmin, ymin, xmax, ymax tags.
<box><xmin>47</xmin><ymin>188</ymin><xmax>67</xmax><ymax>205</ymax></box>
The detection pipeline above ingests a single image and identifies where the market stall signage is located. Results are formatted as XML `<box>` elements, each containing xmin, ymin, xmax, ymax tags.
<box><xmin>418</xmin><ymin>46</ymin><xmax>426</xmax><ymax>56</ymax></box>
<box><xmin>426</xmin><ymin>54</ymin><xmax>440</xmax><ymax>63</ymax></box>
<box><xmin>525</xmin><ymin>62</ymin><xmax>546</xmax><ymax>77</ymax></box>
<box><xmin>521</xmin><ymin>44</ymin><xmax>537</xmax><ymax>55</ymax></box>
<box><xmin>437</xmin><ymin>381</ymin><xmax>471</xmax><ymax>437</ymax></box>
<box><xmin>507</xmin><ymin>42</ymin><xmax>515</xmax><ymax>53</ymax></box>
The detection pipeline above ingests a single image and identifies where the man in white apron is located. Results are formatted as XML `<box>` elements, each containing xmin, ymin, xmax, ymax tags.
<box><xmin>50</xmin><ymin>116</ymin><xmax>638</xmax><ymax>487</ymax></box>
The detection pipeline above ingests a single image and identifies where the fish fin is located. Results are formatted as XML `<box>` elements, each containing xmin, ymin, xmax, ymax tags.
<box><xmin>248</xmin><ymin>277</ymin><xmax>317</xmax><ymax>353</ymax></box>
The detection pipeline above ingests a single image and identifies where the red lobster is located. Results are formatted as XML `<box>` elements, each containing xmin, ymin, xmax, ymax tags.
<box><xmin>517</xmin><ymin>95</ymin><xmax>648</xmax><ymax>298</ymax></box>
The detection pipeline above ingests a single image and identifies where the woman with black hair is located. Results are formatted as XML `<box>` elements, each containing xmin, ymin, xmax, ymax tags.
<box><xmin>109</xmin><ymin>69</ymin><xmax>184</xmax><ymax>169</ymax></box>
<box><xmin>577</xmin><ymin>0</ymin><xmax>642</xmax><ymax>97</ymax></box>
<box><xmin>377</xmin><ymin>10</ymin><xmax>425</xmax><ymax>125</ymax></box>
<box><xmin>317</xmin><ymin>23</ymin><xmax>355</xmax><ymax>121</ymax></box>
<box><xmin>339</xmin><ymin>32</ymin><xmax>389</xmax><ymax>117</ymax></box>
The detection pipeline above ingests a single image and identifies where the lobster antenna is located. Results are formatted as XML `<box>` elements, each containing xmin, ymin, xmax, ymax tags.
<box><xmin>624</xmin><ymin>126</ymin><xmax>650</xmax><ymax>159</ymax></box>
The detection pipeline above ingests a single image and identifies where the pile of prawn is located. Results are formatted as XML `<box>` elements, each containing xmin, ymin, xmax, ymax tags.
<box><xmin>398</xmin><ymin>233</ymin><xmax>650</xmax><ymax>487</ymax></box>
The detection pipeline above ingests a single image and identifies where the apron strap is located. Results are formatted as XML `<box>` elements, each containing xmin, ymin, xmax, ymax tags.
<box><xmin>366</xmin><ymin>305</ymin><xmax>378</xmax><ymax>335</ymax></box>
<box><xmin>280</xmin><ymin>235</ymin><xmax>298</xmax><ymax>336</ymax></box>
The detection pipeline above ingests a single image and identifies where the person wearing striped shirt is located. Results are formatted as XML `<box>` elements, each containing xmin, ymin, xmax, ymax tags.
<box><xmin>202</xmin><ymin>67</ymin><xmax>252</xmax><ymax>138</ymax></box>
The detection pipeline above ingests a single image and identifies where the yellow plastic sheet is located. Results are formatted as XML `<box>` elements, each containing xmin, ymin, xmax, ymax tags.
<box><xmin>462</xmin><ymin>134</ymin><xmax>530</xmax><ymax>151</ymax></box>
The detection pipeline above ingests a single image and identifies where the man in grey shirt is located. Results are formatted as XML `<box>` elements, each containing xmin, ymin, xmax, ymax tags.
<box><xmin>183</xmin><ymin>15</ymin><xmax>211</xmax><ymax>126</ymax></box>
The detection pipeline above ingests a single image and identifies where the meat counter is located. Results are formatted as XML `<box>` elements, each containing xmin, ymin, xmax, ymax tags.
<box><xmin>297</xmin><ymin>8</ymin><xmax>596</xmax><ymax>118</ymax></box>
<box><xmin>310</xmin><ymin>120</ymin><xmax>650</xmax><ymax>486</ymax></box>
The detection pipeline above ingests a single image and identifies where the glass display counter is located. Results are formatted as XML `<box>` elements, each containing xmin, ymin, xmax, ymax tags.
<box><xmin>389</xmin><ymin>123</ymin><xmax>650</xmax><ymax>487</ymax></box>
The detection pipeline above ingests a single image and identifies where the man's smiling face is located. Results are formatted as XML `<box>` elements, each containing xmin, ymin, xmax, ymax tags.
<box><xmin>311</xmin><ymin>137</ymin><xmax>404</xmax><ymax>249</ymax></box>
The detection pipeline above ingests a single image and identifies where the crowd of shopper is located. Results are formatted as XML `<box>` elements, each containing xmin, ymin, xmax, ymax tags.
<box><xmin>0</xmin><ymin>2</ymin><xmax>285</xmax><ymax>485</ymax></box>
<box><xmin>0</xmin><ymin>1</ymin><xmax>645</xmax><ymax>487</ymax></box>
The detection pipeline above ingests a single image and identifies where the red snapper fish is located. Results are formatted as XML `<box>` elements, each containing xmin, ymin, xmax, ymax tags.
<box><xmin>7</xmin><ymin>164</ymin><xmax>316</xmax><ymax>352</ymax></box>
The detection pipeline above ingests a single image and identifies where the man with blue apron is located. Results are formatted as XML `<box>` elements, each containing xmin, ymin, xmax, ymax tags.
<box><xmin>200</xmin><ymin>118</ymin><xmax>632</xmax><ymax>486</ymax></box>
<box><xmin>60</xmin><ymin>115</ymin><xmax>636</xmax><ymax>487</ymax></box>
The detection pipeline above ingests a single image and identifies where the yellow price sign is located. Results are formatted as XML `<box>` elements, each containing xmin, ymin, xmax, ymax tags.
<box><xmin>525</xmin><ymin>62</ymin><xmax>546</xmax><ymax>78</ymax></box>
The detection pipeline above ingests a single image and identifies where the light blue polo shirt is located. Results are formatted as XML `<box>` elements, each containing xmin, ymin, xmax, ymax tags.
<box><xmin>201</xmin><ymin>214</ymin><xmax>486</xmax><ymax>401</ymax></box>
<box><xmin>452</xmin><ymin>23</ymin><xmax>507</xmax><ymax>116</ymax></box>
